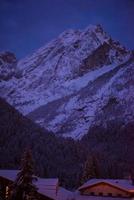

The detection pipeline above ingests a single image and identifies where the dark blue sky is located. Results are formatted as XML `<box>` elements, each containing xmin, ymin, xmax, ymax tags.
<box><xmin>0</xmin><ymin>0</ymin><xmax>134</xmax><ymax>59</ymax></box>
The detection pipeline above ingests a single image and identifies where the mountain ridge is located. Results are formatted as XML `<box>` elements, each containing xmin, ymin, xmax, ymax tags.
<box><xmin>0</xmin><ymin>24</ymin><xmax>133</xmax><ymax>138</ymax></box>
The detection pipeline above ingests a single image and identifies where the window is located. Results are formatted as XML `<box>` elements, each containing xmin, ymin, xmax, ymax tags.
<box><xmin>5</xmin><ymin>186</ymin><xmax>9</xmax><ymax>199</ymax></box>
<box><xmin>108</xmin><ymin>193</ymin><xmax>112</xmax><ymax>196</ymax></box>
<box><xmin>99</xmin><ymin>192</ymin><xmax>103</xmax><ymax>196</ymax></box>
<box><xmin>90</xmin><ymin>192</ymin><xmax>95</xmax><ymax>196</ymax></box>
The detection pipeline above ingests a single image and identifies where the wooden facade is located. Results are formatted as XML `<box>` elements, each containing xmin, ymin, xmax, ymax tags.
<box><xmin>78</xmin><ymin>179</ymin><xmax>134</xmax><ymax>199</ymax></box>
<box><xmin>80</xmin><ymin>182</ymin><xmax>131</xmax><ymax>197</ymax></box>
<box><xmin>0</xmin><ymin>176</ymin><xmax>12</xmax><ymax>200</ymax></box>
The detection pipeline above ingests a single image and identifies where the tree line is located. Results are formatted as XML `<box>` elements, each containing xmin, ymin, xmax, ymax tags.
<box><xmin>0</xmin><ymin>97</ymin><xmax>134</xmax><ymax>190</ymax></box>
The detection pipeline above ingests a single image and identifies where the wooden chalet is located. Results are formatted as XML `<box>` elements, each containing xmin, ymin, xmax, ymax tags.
<box><xmin>73</xmin><ymin>178</ymin><xmax>134</xmax><ymax>200</ymax></box>
<box><xmin>1</xmin><ymin>171</ymin><xmax>134</xmax><ymax>200</ymax></box>
<box><xmin>0</xmin><ymin>170</ymin><xmax>71</xmax><ymax>200</ymax></box>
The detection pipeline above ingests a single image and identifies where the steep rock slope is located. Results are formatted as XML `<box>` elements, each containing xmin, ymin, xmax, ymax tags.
<box><xmin>28</xmin><ymin>56</ymin><xmax>134</xmax><ymax>138</ymax></box>
<box><xmin>0</xmin><ymin>25</ymin><xmax>133</xmax><ymax>138</ymax></box>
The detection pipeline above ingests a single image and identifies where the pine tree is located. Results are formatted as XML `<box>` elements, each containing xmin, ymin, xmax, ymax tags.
<box><xmin>81</xmin><ymin>155</ymin><xmax>100</xmax><ymax>184</ymax></box>
<box><xmin>92</xmin><ymin>155</ymin><xmax>100</xmax><ymax>178</ymax></box>
<box><xmin>10</xmin><ymin>149</ymin><xmax>38</xmax><ymax>200</ymax></box>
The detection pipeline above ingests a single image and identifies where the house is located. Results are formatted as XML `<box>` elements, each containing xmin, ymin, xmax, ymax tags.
<box><xmin>74</xmin><ymin>178</ymin><xmax>134</xmax><ymax>200</ymax></box>
<box><xmin>1</xmin><ymin>170</ymin><xmax>134</xmax><ymax>200</ymax></box>
<box><xmin>0</xmin><ymin>170</ymin><xmax>72</xmax><ymax>200</ymax></box>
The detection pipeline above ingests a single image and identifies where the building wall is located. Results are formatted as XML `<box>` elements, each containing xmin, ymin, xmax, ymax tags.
<box><xmin>0</xmin><ymin>177</ymin><xmax>54</xmax><ymax>200</ymax></box>
<box><xmin>81</xmin><ymin>183</ymin><xmax>130</xmax><ymax>197</ymax></box>
<box><xmin>0</xmin><ymin>177</ymin><xmax>12</xmax><ymax>200</ymax></box>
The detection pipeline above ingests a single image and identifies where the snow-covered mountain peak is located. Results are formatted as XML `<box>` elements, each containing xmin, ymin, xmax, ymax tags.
<box><xmin>59</xmin><ymin>29</ymin><xmax>80</xmax><ymax>44</ymax></box>
<box><xmin>58</xmin><ymin>24</ymin><xmax>106</xmax><ymax>45</ymax></box>
<box><xmin>17</xmin><ymin>24</ymin><xmax>130</xmax><ymax>79</ymax></box>
<box><xmin>0</xmin><ymin>25</ymin><xmax>133</xmax><ymax>139</ymax></box>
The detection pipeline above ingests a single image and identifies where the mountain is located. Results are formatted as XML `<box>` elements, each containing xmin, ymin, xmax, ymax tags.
<box><xmin>0</xmin><ymin>24</ymin><xmax>134</xmax><ymax>138</ymax></box>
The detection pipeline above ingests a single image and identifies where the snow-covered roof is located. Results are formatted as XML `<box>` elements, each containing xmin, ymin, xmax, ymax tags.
<box><xmin>78</xmin><ymin>179</ymin><xmax>134</xmax><ymax>192</ymax></box>
<box><xmin>0</xmin><ymin>170</ymin><xmax>19</xmax><ymax>181</ymax></box>
<box><xmin>56</xmin><ymin>187</ymin><xmax>73</xmax><ymax>200</ymax></box>
<box><xmin>36</xmin><ymin>177</ymin><xmax>59</xmax><ymax>199</ymax></box>
<box><xmin>0</xmin><ymin>170</ymin><xmax>71</xmax><ymax>200</ymax></box>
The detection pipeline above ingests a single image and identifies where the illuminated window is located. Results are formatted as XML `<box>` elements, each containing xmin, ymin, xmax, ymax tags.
<box><xmin>5</xmin><ymin>186</ymin><xmax>9</xmax><ymax>199</ymax></box>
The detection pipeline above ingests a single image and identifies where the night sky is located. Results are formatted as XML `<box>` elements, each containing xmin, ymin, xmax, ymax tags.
<box><xmin>0</xmin><ymin>0</ymin><xmax>134</xmax><ymax>59</ymax></box>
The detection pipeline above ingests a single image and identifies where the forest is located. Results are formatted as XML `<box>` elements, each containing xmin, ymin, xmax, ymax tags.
<box><xmin>0</xmin><ymin>97</ymin><xmax>134</xmax><ymax>189</ymax></box>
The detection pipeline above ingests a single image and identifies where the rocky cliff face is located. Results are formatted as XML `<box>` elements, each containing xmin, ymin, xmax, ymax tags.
<box><xmin>0</xmin><ymin>51</ymin><xmax>18</xmax><ymax>80</ymax></box>
<box><xmin>0</xmin><ymin>25</ymin><xmax>133</xmax><ymax>139</ymax></box>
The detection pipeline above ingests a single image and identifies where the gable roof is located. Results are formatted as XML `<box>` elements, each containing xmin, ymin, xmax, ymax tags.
<box><xmin>78</xmin><ymin>179</ymin><xmax>134</xmax><ymax>193</ymax></box>
<box><xmin>0</xmin><ymin>170</ymin><xmax>19</xmax><ymax>181</ymax></box>
<box><xmin>0</xmin><ymin>170</ymin><xmax>58</xmax><ymax>200</ymax></box>
<box><xmin>0</xmin><ymin>170</ymin><xmax>72</xmax><ymax>200</ymax></box>
<box><xmin>36</xmin><ymin>177</ymin><xmax>59</xmax><ymax>199</ymax></box>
